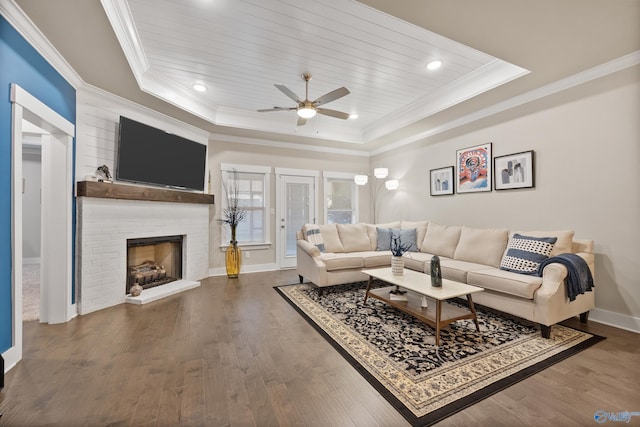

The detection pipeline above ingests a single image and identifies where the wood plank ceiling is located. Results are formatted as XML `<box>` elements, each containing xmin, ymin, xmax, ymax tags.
<box><xmin>103</xmin><ymin>0</ymin><xmax>527</xmax><ymax>144</ymax></box>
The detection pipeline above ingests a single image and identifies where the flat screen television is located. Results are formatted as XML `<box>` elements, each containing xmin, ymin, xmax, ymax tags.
<box><xmin>116</xmin><ymin>116</ymin><xmax>207</xmax><ymax>191</ymax></box>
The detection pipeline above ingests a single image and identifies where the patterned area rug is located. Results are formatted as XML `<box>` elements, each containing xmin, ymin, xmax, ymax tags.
<box><xmin>275</xmin><ymin>281</ymin><xmax>604</xmax><ymax>427</ymax></box>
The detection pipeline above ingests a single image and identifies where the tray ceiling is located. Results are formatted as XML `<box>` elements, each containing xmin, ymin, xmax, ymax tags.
<box><xmin>102</xmin><ymin>0</ymin><xmax>528</xmax><ymax>144</ymax></box>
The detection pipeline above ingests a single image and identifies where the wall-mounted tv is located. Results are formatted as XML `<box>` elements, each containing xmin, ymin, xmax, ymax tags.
<box><xmin>116</xmin><ymin>116</ymin><xmax>207</xmax><ymax>192</ymax></box>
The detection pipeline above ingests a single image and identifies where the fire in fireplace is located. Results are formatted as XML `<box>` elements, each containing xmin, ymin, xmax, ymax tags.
<box><xmin>126</xmin><ymin>235</ymin><xmax>183</xmax><ymax>294</ymax></box>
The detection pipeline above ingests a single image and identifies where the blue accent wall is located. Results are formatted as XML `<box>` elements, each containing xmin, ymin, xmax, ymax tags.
<box><xmin>0</xmin><ymin>15</ymin><xmax>76</xmax><ymax>353</ymax></box>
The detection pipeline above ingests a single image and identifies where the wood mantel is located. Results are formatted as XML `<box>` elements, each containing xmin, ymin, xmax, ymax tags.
<box><xmin>77</xmin><ymin>181</ymin><xmax>214</xmax><ymax>205</ymax></box>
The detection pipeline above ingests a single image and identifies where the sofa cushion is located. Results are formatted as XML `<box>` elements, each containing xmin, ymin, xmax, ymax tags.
<box><xmin>454</xmin><ymin>226</ymin><xmax>509</xmax><ymax>268</ymax></box>
<box><xmin>319</xmin><ymin>253</ymin><xmax>364</xmax><ymax>271</ymax></box>
<box><xmin>337</xmin><ymin>223</ymin><xmax>371</xmax><ymax>252</ymax></box>
<box><xmin>402</xmin><ymin>252</ymin><xmax>433</xmax><ymax>273</ymax></box>
<box><xmin>420</xmin><ymin>223</ymin><xmax>461</xmax><ymax>258</ymax></box>
<box><xmin>500</xmin><ymin>233</ymin><xmax>557</xmax><ymax>275</ymax></box>
<box><xmin>360</xmin><ymin>251</ymin><xmax>393</xmax><ymax>268</ymax></box>
<box><xmin>318</xmin><ymin>224</ymin><xmax>344</xmax><ymax>253</ymax></box>
<box><xmin>467</xmin><ymin>268</ymin><xmax>543</xmax><ymax>300</ymax></box>
<box><xmin>367</xmin><ymin>222</ymin><xmax>401</xmax><ymax>250</ymax></box>
<box><xmin>440</xmin><ymin>259</ymin><xmax>490</xmax><ymax>283</ymax></box>
<box><xmin>511</xmin><ymin>229</ymin><xmax>574</xmax><ymax>256</ymax></box>
<box><xmin>401</xmin><ymin>221</ymin><xmax>429</xmax><ymax>251</ymax></box>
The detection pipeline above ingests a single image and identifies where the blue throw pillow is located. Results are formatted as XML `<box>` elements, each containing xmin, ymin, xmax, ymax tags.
<box><xmin>376</xmin><ymin>228</ymin><xmax>418</xmax><ymax>252</ymax></box>
<box><xmin>500</xmin><ymin>233</ymin><xmax>557</xmax><ymax>275</ymax></box>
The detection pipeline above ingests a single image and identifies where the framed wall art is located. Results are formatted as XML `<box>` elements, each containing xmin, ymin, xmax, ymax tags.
<box><xmin>430</xmin><ymin>166</ymin><xmax>454</xmax><ymax>196</ymax></box>
<box><xmin>456</xmin><ymin>143</ymin><xmax>492</xmax><ymax>193</ymax></box>
<box><xmin>494</xmin><ymin>150</ymin><xmax>535</xmax><ymax>190</ymax></box>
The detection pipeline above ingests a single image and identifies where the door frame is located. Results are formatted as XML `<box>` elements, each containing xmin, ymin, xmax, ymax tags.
<box><xmin>5</xmin><ymin>84</ymin><xmax>75</xmax><ymax>371</ymax></box>
<box><xmin>275</xmin><ymin>168</ymin><xmax>319</xmax><ymax>269</ymax></box>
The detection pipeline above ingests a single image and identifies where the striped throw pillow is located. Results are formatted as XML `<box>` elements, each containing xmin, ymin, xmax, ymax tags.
<box><xmin>305</xmin><ymin>225</ymin><xmax>325</xmax><ymax>253</ymax></box>
<box><xmin>500</xmin><ymin>233</ymin><xmax>557</xmax><ymax>275</ymax></box>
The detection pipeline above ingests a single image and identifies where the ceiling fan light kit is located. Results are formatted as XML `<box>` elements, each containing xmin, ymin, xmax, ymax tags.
<box><xmin>259</xmin><ymin>73</ymin><xmax>350</xmax><ymax>126</ymax></box>
<box><xmin>297</xmin><ymin>107</ymin><xmax>316</xmax><ymax>119</ymax></box>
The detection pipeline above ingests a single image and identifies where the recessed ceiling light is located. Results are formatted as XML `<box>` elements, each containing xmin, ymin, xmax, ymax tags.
<box><xmin>349</xmin><ymin>113</ymin><xmax>358</xmax><ymax>119</ymax></box>
<box><xmin>192</xmin><ymin>83</ymin><xmax>207</xmax><ymax>92</ymax></box>
<box><xmin>426</xmin><ymin>59</ymin><xmax>443</xmax><ymax>71</ymax></box>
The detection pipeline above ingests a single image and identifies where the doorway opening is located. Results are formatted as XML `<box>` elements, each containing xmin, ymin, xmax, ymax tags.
<box><xmin>22</xmin><ymin>130</ymin><xmax>43</xmax><ymax>322</ymax></box>
<box><xmin>7</xmin><ymin>84</ymin><xmax>75</xmax><ymax>372</ymax></box>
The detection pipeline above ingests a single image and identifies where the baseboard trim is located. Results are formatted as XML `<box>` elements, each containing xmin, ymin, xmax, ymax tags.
<box><xmin>209</xmin><ymin>263</ymin><xmax>278</xmax><ymax>277</ymax></box>
<box><xmin>2</xmin><ymin>346</ymin><xmax>19</xmax><ymax>374</ymax></box>
<box><xmin>590</xmin><ymin>308</ymin><xmax>640</xmax><ymax>334</ymax></box>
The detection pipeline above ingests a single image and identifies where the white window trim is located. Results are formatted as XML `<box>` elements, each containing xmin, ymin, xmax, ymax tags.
<box><xmin>219</xmin><ymin>163</ymin><xmax>272</xmax><ymax>249</ymax></box>
<box><xmin>323</xmin><ymin>171</ymin><xmax>359</xmax><ymax>224</ymax></box>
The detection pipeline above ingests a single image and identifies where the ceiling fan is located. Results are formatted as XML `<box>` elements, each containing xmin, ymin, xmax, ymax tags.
<box><xmin>258</xmin><ymin>73</ymin><xmax>350</xmax><ymax>126</ymax></box>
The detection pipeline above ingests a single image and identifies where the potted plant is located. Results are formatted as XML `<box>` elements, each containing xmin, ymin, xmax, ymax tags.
<box><xmin>390</xmin><ymin>231</ymin><xmax>412</xmax><ymax>276</ymax></box>
<box><xmin>218</xmin><ymin>170</ymin><xmax>246</xmax><ymax>278</ymax></box>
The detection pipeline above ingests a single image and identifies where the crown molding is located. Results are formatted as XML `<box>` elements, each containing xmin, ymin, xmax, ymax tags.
<box><xmin>100</xmin><ymin>0</ymin><xmax>148</xmax><ymax>82</ymax></box>
<box><xmin>371</xmin><ymin>51</ymin><xmax>640</xmax><ymax>156</ymax></box>
<box><xmin>364</xmin><ymin>59</ymin><xmax>529</xmax><ymax>142</ymax></box>
<box><xmin>209</xmin><ymin>132</ymin><xmax>370</xmax><ymax>157</ymax></box>
<box><xmin>0</xmin><ymin>0</ymin><xmax>83</xmax><ymax>88</ymax></box>
<box><xmin>214</xmin><ymin>107</ymin><xmax>365</xmax><ymax>145</ymax></box>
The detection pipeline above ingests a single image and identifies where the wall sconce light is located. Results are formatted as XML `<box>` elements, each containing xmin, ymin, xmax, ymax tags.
<box><xmin>385</xmin><ymin>179</ymin><xmax>399</xmax><ymax>190</ymax></box>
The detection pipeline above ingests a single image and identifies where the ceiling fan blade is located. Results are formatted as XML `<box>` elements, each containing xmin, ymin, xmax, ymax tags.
<box><xmin>275</xmin><ymin>84</ymin><xmax>302</xmax><ymax>103</ymax></box>
<box><xmin>313</xmin><ymin>87</ymin><xmax>350</xmax><ymax>106</ymax></box>
<box><xmin>297</xmin><ymin>116</ymin><xmax>307</xmax><ymax>127</ymax></box>
<box><xmin>317</xmin><ymin>108</ymin><xmax>350</xmax><ymax>120</ymax></box>
<box><xmin>257</xmin><ymin>107</ymin><xmax>296</xmax><ymax>112</ymax></box>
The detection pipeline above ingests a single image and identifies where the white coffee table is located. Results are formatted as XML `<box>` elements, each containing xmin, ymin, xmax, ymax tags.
<box><xmin>362</xmin><ymin>267</ymin><xmax>484</xmax><ymax>346</ymax></box>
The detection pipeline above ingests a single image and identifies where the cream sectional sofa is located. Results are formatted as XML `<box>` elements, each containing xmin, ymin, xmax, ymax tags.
<box><xmin>296</xmin><ymin>221</ymin><xmax>595</xmax><ymax>338</ymax></box>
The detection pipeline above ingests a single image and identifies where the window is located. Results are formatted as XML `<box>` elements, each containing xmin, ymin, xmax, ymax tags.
<box><xmin>324</xmin><ymin>172</ymin><xmax>358</xmax><ymax>224</ymax></box>
<box><xmin>221</xmin><ymin>164</ymin><xmax>271</xmax><ymax>246</ymax></box>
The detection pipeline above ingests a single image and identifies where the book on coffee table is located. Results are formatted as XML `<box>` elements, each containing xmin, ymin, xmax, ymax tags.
<box><xmin>389</xmin><ymin>291</ymin><xmax>408</xmax><ymax>301</ymax></box>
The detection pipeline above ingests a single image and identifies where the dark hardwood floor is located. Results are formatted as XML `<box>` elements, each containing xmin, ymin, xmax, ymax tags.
<box><xmin>1</xmin><ymin>270</ymin><xmax>639</xmax><ymax>426</ymax></box>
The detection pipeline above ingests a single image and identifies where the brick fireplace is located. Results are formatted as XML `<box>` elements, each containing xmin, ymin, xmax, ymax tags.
<box><xmin>76</xmin><ymin>182</ymin><xmax>212</xmax><ymax>314</ymax></box>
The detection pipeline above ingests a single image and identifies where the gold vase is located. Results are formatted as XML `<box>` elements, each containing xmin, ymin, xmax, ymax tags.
<box><xmin>225</xmin><ymin>240</ymin><xmax>242</xmax><ymax>278</ymax></box>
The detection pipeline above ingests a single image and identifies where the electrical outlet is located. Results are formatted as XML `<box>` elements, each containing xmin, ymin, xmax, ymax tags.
<box><xmin>245</xmin><ymin>251</ymin><xmax>251</xmax><ymax>259</ymax></box>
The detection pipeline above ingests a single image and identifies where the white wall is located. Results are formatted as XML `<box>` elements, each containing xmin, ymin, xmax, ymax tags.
<box><xmin>374</xmin><ymin>66</ymin><xmax>640</xmax><ymax>325</ymax></box>
<box><xmin>22</xmin><ymin>144</ymin><xmax>41</xmax><ymax>261</ymax></box>
<box><xmin>207</xmin><ymin>139</ymin><xmax>370</xmax><ymax>272</ymax></box>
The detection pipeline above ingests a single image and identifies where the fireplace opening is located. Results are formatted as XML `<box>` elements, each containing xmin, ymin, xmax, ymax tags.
<box><xmin>126</xmin><ymin>235</ymin><xmax>183</xmax><ymax>294</ymax></box>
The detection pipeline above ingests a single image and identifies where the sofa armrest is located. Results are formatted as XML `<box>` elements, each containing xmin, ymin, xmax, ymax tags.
<box><xmin>534</xmin><ymin>252</ymin><xmax>595</xmax><ymax>325</ymax></box>
<box><xmin>297</xmin><ymin>239</ymin><xmax>321</xmax><ymax>257</ymax></box>
<box><xmin>536</xmin><ymin>251</ymin><xmax>594</xmax><ymax>299</ymax></box>
<box><xmin>296</xmin><ymin>239</ymin><xmax>328</xmax><ymax>286</ymax></box>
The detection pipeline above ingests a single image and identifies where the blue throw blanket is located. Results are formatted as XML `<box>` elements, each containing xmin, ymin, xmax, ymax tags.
<box><xmin>537</xmin><ymin>253</ymin><xmax>594</xmax><ymax>301</ymax></box>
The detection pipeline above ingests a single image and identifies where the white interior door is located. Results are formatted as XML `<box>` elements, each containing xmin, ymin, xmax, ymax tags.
<box><xmin>278</xmin><ymin>175</ymin><xmax>315</xmax><ymax>269</ymax></box>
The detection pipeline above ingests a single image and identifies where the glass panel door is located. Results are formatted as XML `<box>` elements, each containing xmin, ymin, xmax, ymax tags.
<box><xmin>279</xmin><ymin>175</ymin><xmax>315</xmax><ymax>269</ymax></box>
